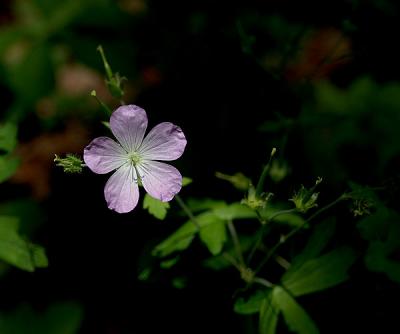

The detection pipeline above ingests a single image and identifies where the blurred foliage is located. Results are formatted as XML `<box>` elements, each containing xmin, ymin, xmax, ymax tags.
<box><xmin>0</xmin><ymin>302</ymin><xmax>83</xmax><ymax>334</ymax></box>
<box><xmin>0</xmin><ymin>0</ymin><xmax>400</xmax><ymax>333</ymax></box>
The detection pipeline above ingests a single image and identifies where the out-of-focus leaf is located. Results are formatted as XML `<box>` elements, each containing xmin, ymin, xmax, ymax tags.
<box><xmin>30</xmin><ymin>244</ymin><xmax>48</xmax><ymax>268</ymax></box>
<box><xmin>234</xmin><ymin>290</ymin><xmax>268</xmax><ymax>315</ymax></box>
<box><xmin>182</xmin><ymin>177</ymin><xmax>192</xmax><ymax>186</ymax></box>
<box><xmin>172</xmin><ymin>276</ymin><xmax>187</xmax><ymax>289</ymax></box>
<box><xmin>199</xmin><ymin>218</ymin><xmax>226</xmax><ymax>255</ymax></box>
<box><xmin>273</xmin><ymin>212</ymin><xmax>306</xmax><ymax>227</ymax></box>
<box><xmin>0</xmin><ymin>302</ymin><xmax>83</xmax><ymax>334</ymax></box>
<box><xmin>357</xmin><ymin>206</ymin><xmax>396</xmax><ymax>241</ymax></box>
<box><xmin>186</xmin><ymin>198</ymin><xmax>226</xmax><ymax>213</ymax></box>
<box><xmin>0</xmin><ymin>156</ymin><xmax>20</xmax><ymax>183</ymax></box>
<box><xmin>203</xmin><ymin>236</ymin><xmax>255</xmax><ymax>271</ymax></box>
<box><xmin>0</xmin><ymin>199</ymin><xmax>45</xmax><ymax>234</ymax></box>
<box><xmin>0</xmin><ymin>216</ymin><xmax>48</xmax><ymax>271</ymax></box>
<box><xmin>259</xmin><ymin>291</ymin><xmax>280</xmax><ymax>334</ymax></box>
<box><xmin>152</xmin><ymin>212</ymin><xmax>219</xmax><ymax>257</ymax></box>
<box><xmin>260</xmin><ymin>206</ymin><xmax>306</xmax><ymax>227</ymax></box>
<box><xmin>143</xmin><ymin>194</ymin><xmax>170</xmax><ymax>220</ymax></box>
<box><xmin>160</xmin><ymin>256</ymin><xmax>180</xmax><ymax>269</ymax></box>
<box><xmin>213</xmin><ymin>202</ymin><xmax>256</xmax><ymax>221</ymax></box>
<box><xmin>290</xmin><ymin>219</ymin><xmax>336</xmax><ymax>270</ymax></box>
<box><xmin>273</xmin><ymin>286</ymin><xmax>319</xmax><ymax>334</ymax></box>
<box><xmin>365</xmin><ymin>223</ymin><xmax>400</xmax><ymax>283</ymax></box>
<box><xmin>0</xmin><ymin>122</ymin><xmax>18</xmax><ymax>153</ymax></box>
<box><xmin>282</xmin><ymin>247</ymin><xmax>356</xmax><ymax>297</ymax></box>
<box><xmin>6</xmin><ymin>43</ymin><xmax>54</xmax><ymax>108</ymax></box>
<box><xmin>215</xmin><ymin>171</ymin><xmax>250</xmax><ymax>191</ymax></box>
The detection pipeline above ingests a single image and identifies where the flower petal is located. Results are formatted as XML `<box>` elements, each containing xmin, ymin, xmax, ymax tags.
<box><xmin>137</xmin><ymin>160</ymin><xmax>182</xmax><ymax>202</ymax></box>
<box><xmin>110</xmin><ymin>105</ymin><xmax>148</xmax><ymax>152</ymax></box>
<box><xmin>104</xmin><ymin>163</ymin><xmax>139</xmax><ymax>213</ymax></box>
<box><xmin>84</xmin><ymin>136</ymin><xmax>127</xmax><ymax>174</ymax></box>
<box><xmin>139</xmin><ymin>122</ymin><xmax>186</xmax><ymax>161</ymax></box>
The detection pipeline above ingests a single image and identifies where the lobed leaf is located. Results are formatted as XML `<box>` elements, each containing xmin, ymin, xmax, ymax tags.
<box><xmin>143</xmin><ymin>194</ymin><xmax>170</xmax><ymax>220</ymax></box>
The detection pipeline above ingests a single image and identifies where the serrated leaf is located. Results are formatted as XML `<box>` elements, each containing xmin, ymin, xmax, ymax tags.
<box><xmin>259</xmin><ymin>291</ymin><xmax>280</xmax><ymax>334</ymax></box>
<box><xmin>234</xmin><ymin>290</ymin><xmax>268</xmax><ymax>315</ymax></box>
<box><xmin>273</xmin><ymin>286</ymin><xmax>319</xmax><ymax>334</ymax></box>
<box><xmin>282</xmin><ymin>247</ymin><xmax>356</xmax><ymax>297</ymax></box>
<box><xmin>0</xmin><ymin>155</ymin><xmax>20</xmax><ymax>183</ymax></box>
<box><xmin>0</xmin><ymin>216</ymin><xmax>48</xmax><ymax>271</ymax></box>
<box><xmin>213</xmin><ymin>202</ymin><xmax>256</xmax><ymax>221</ymax></box>
<box><xmin>182</xmin><ymin>177</ymin><xmax>192</xmax><ymax>186</ymax></box>
<box><xmin>199</xmin><ymin>217</ymin><xmax>226</xmax><ymax>255</ymax></box>
<box><xmin>152</xmin><ymin>212</ymin><xmax>219</xmax><ymax>257</ymax></box>
<box><xmin>0</xmin><ymin>122</ymin><xmax>17</xmax><ymax>153</ymax></box>
<box><xmin>143</xmin><ymin>194</ymin><xmax>170</xmax><ymax>220</ymax></box>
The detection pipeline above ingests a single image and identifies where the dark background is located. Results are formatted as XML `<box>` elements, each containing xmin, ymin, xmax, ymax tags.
<box><xmin>1</xmin><ymin>0</ymin><xmax>400</xmax><ymax>333</ymax></box>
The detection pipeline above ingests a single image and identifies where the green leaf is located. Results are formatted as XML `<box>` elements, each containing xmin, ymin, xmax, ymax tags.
<box><xmin>0</xmin><ymin>122</ymin><xmax>17</xmax><ymax>153</ymax></box>
<box><xmin>282</xmin><ymin>247</ymin><xmax>356</xmax><ymax>297</ymax></box>
<box><xmin>0</xmin><ymin>302</ymin><xmax>83</xmax><ymax>334</ymax></box>
<box><xmin>152</xmin><ymin>212</ymin><xmax>219</xmax><ymax>257</ymax></box>
<box><xmin>0</xmin><ymin>216</ymin><xmax>48</xmax><ymax>271</ymax></box>
<box><xmin>160</xmin><ymin>256</ymin><xmax>180</xmax><ymax>269</ymax></box>
<box><xmin>186</xmin><ymin>198</ymin><xmax>227</xmax><ymax>213</ymax></box>
<box><xmin>143</xmin><ymin>194</ymin><xmax>170</xmax><ymax>220</ymax></box>
<box><xmin>357</xmin><ymin>206</ymin><xmax>396</xmax><ymax>241</ymax></box>
<box><xmin>6</xmin><ymin>43</ymin><xmax>54</xmax><ymax>108</ymax></box>
<box><xmin>199</xmin><ymin>217</ymin><xmax>226</xmax><ymax>255</ymax></box>
<box><xmin>234</xmin><ymin>290</ymin><xmax>268</xmax><ymax>315</ymax></box>
<box><xmin>273</xmin><ymin>286</ymin><xmax>319</xmax><ymax>334</ymax></box>
<box><xmin>203</xmin><ymin>235</ymin><xmax>255</xmax><ymax>271</ymax></box>
<box><xmin>0</xmin><ymin>155</ymin><xmax>20</xmax><ymax>183</ymax></box>
<box><xmin>182</xmin><ymin>177</ymin><xmax>192</xmax><ymax>186</ymax></box>
<box><xmin>290</xmin><ymin>219</ymin><xmax>336</xmax><ymax>270</ymax></box>
<box><xmin>272</xmin><ymin>211</ymin><xmax>306</xmax><ymax>227</ymax></box>
<box><xmin>30</xmin><ymin>244</ymin><xmax>49</xmax><ymax>268</ymax></box>
<box><xmin>365</xmin><ymin>222</ymin><xmax>400</xmax><ymax>283</ymax></box>
<box><xmin>213</xmin><ymin>202</ymin><xmax>256</xmax><ymax>221</ymax></box>
<box><xmin>259</xmin><ymin>291</ymin><xmax>280</xmax><ymax>334</ymax></box>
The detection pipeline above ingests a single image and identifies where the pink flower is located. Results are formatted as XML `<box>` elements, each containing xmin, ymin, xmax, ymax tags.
<box><xmin>84</xmin><ymin>105</ymin><xmax>186</xmax><ymax>213</ymax></box>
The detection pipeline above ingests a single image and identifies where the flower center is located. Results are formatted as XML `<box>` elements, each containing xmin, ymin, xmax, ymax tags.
<box><xmin>128</xmin><ymin>152</ymin><xmax>142</xmax><ymax>166</ymax></box>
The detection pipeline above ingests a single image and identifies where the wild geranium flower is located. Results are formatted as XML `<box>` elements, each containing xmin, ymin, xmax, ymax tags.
<box><xmin>84</xmin><ymin>105</ymin><xmax>186</xmax><ymax>213</ymax></box>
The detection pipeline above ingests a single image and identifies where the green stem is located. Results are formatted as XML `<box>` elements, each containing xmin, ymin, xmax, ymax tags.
<box><xmin>97</xmin><ymin>45</ymin><xmax>113</xmax><ymax>80</ymax></box>
<box><xmin>247</xmin><ymin>208</ymin><xmax>297</xmax><ymax>265</ymax></box>
<box><xmin>253</xmin><ymin>194</ymin><xmax>345</xmax><ymax>276</ymax></box>
<box><xmin>174</xmin><ymin>194</ymin><xmax>200</xmax><ymax>229</ymax></box>
<box><xmin>255</xmin><ymin>148</ymin><xmax>276</xmax><ymax>197</ymax></box>
<box><xmin>252</xmin><ymin>276</ymin><xmax>274</xmax><ymax>288</ymax></box>
<box><xmin>227</xmin><ymin>220</ymin><xmax>245</xmax><ymax>267</ymax></box>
